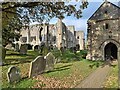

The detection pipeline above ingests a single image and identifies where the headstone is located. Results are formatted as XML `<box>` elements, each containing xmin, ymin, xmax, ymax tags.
<box><xmin>7</xmin><ymin>66</ymin><xmax>21</xmax><ymax>83</ymax></box>
<box><xmin>2</xmin><ymin>46</ymin><xmax>6</xmax><ymax>65</ymax></box>
<box><xmin>5</xmin><ymin>43</ymin><xmax>13</xmax><ymax>50</ymax></box>
<box><xmin>29</xmin><ymin>56</ymin><xmax>46</xmax><ymax>78</ymax></box>
<box><xmin>44</xmin><ymin>52</ymin><xmax>55</xmax><ymax>71</ymax></box>
<box><xmin>15</xmin><ymin>43</ymin><xmax>19</xmax><ymax>52</ymax></box>
<box><xmin>19</xmin><ymin>44</ymin><xmax>28</xmax><ymax>55</ymax></box>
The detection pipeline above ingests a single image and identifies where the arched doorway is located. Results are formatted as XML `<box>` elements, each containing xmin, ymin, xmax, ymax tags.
<box><xmin>104</xmin><ymin>42</ymin><xmax>117</xmax><ymax>60</ymax></box>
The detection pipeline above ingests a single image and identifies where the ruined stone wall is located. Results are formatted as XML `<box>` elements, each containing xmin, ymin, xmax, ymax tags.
<box><xmin>76</xmin><ymin>31</ymin><xmax>85</xmax><ymax>50</ymax></box>
<box><xmin>67</xmin><ymin>26</ymin><xmax>76</xmax><ymax>48</ymax></box>
<box><xmin>56</xmin><ymin>19</ymin><xmax>63</xmax><ymax>49</ymax></box>
<box><xmin>19</xmin><ymin>19</ymin><xmax>85</xmax><ymax>50</ymax></box>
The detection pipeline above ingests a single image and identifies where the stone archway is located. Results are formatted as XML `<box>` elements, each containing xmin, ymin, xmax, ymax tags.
<box><xmin>100</xmin><ymin>39</ymin><xmax>120</xmax><ymax>60</ymax></box>
<box><xmin>104</xmin><ymin>42</ymin><xmax>117</xmax><ymax>60</ymax></box>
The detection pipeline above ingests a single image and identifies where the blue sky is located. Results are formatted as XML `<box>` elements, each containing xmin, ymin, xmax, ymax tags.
<box><xmin>49</xmin><ymin>0</ymin><xmax>119</xmax><ymax>39</ymax></box>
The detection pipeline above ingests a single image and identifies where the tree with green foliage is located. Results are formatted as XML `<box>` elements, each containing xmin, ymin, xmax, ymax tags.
<box><xmin>1</xmin><ymin>1</ymin><xmax>88</xmax><ymax>47</ymax></box>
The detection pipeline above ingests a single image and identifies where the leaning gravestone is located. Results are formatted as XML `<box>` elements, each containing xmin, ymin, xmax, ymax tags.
<box><xmin>44</xmin><ymin>52</ymin><xmax>55</xmax><ymax>71</ymax></box>
<box><xmin>19</xmin><ymin>44</ymin><xmax>28</xmax><ymax>55</ymax></box>
<box><xmin>15</xmin><ymin>43</ymin><xmax>19</xmax><ymax>52</ymax></box>
<box><xmin>7</xmin><ymin>66</ymin><xmax>21</xmax><ymax>83</ymax></box>
<box><xmin>29</xmin><ymin>56</ymin><xmax>46</xmax><ymax>78</ymax></box>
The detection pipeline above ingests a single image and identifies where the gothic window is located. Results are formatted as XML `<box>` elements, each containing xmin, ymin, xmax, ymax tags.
<box><xmin>77</xmin><ymin>36</ymin><xmax>79</xmax><ymax>39</ymax></box>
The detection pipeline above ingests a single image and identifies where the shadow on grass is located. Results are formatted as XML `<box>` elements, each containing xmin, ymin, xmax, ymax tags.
<box><xmin>6</xmin><ymin>53</ymin><xmax>35</xmax><ymax>57</ymax></box>
<box><xmin>3</xmin><ymin>60</ymin><xmax>31</xmax><ymax>66</ymax></box>
<box><xmin>5</xmin><ymin>56</ymin><xmax>36</xmax><ymax>61</ymax></box>
<box><xmin>54</xmin><ymin>64</ymin><xmax>72</xmax><ymax>70</ymax></box>
<box><xmin>45</xmin><ymin>67</ymin><xmax>70</xmax><ymax>73</ymax></box>
<box><xmin>44</xmin><ymin>64</ymin><xmax>72</xmax><ymax>74</ymax></box>
<box><xmin>4</xmin><ymin>55</ymin><xmax>39</xmax><ymax>65</ymax></box>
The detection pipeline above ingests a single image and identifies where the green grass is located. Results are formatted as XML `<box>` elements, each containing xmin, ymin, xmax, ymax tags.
<box><xmin>4</xmin><ymin>50</ymin><xmax>40</xmax><ymax>65</ymax></box>
<box><xmin>51</xmin><ymin>49</ymin><xmax>88</xmax><ymax>63</ymax></box>
<box><xmin>2</xmin><ymin>50</ymin><xmax>40</xmax><ymax>88</ymax></box>
<box><xmin>2</xmin><ymin>50</ymin><xmax>101</xmax><ymax>88</ymax></box>
<box><xmin>2</xmin><ymin>62</ymin><xmax>37</xmax><ymax>88</ymax></box>
<box><xmin>43</xmin><ymin>60</ymin><xmax>99</xmax><ymax>87</ymax></box>
<box><xmin>2</xmin><ymin>78</ymin><xmax>36</xmax><ymax>88</ymax></box>
<box><xmin>104</xmin><ymin>63</ymin><xmax>118</xmax><ymax>88</ymax></box>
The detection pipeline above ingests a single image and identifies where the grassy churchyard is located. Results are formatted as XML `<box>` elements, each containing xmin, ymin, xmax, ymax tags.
<box><xmin>104</xmin><ymin>63</ymin><xmax>118</xmax><ymax>88</ymax></box>
<box><xmin>1</xmin><ymin>49</ymin><xmax>118</xmax><ymax>88</ymax></box>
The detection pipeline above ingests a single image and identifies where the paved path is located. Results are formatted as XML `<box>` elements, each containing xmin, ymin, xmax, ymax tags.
<box><xmin>75</xmin><ymin>65</ymin><xmax>111</xmax><ymax>88</ymax></box>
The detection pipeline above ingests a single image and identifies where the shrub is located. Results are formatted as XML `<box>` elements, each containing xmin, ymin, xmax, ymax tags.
<box><xmin>78</xmin><ymin>50</ymin><xmax>87</xmax><ymax>59</ymax></box>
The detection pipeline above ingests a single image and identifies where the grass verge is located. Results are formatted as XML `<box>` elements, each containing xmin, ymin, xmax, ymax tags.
<box><xmin>104</xmin><ymin>62</ymin><xmax>118</xmax><ymax>88</ymax></box>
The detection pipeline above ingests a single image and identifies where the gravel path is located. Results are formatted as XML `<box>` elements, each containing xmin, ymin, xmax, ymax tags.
<box><xmin>75</xmin><ymin>65</ymin><xmax>111</xmax><ymax>88</ymax></box>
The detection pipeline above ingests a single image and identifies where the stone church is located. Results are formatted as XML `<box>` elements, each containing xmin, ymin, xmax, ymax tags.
<box><xmin>18</xmin><ymin>19</ymin><xmax>85</xmax><ymax>50</ymax></box>
<box><xmin>86</xmin><ymin>1</ymin><xmax>120</xmax><ymax>60</ymax></box>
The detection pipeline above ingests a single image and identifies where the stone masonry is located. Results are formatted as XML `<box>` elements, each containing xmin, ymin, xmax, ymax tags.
<box><xmin>86</xmin><ymin>1</ymin><xmax>120</xmax><ymax>60</ymax></box>
<box><xmin>17</xmin><ymin>19</ymin><xmax>85</xmax><ymax>50</ymax></box>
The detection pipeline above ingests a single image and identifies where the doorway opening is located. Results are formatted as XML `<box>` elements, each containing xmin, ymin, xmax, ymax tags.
<box><xmin>104</xmin><ymin>42</ymin><xmax>117</xmax><ymax>60</ymax></box>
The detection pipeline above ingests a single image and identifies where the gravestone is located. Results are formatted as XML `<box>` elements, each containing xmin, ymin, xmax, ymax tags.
<box><xmin>5</xmin><ymin>43</ymin><xmax>13</xmax><ymax>50</ymax></box>
<box><xmin>29</xmin><ymin>56</ymin><xmax>46</xmax><ymax>78</ymax></box>
<box><xmin>15</xmin><ymin>43</ymin><xmax>19</xmax><ymax>52</ymax></box>
<box><xmin>44</xmin><ymin>52</ymin><xmax>55</xmax><ymax>71</ymax></box>
<box><xmin>19</xmin><ymin>44</ymin><xmax>28</xmax><ymax>54</ymax></box>
<box><xmin>7</xmin><ymin>66</ymin><xmax>21</xmax><ymax>83</ymax></box>
<box><xmin>2</xmin><ymin>46</ymin><xmax>6</xmax><ymax>65</ymax></box>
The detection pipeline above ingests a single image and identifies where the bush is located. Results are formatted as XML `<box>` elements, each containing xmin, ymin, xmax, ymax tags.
<box><xmin>51</xmin><ymin>49</ymin><xmax>88</xmax><ymax>63</ymax></box>
<box><xmin>27</xmin><ymin>44</ymin><xmax>33</xmax><ymax>50</ymax></box>
<box><xmin>51</xmin><ymin>49</ymin><xmax>81</xmax><ymax>63</ymax></box>
<box><xmin>61</xmin><ymin>50</ymin><xmax>77</xmax><ymax>61</ymax></box>
<box><xmin>77</xmin><ymin>50</ymin><xmax>87</xmax><ymax>59</ymax></box>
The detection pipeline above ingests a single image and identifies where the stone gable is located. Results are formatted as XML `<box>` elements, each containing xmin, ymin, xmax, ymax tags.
<box><xmin>89</xmin><ymin>2</ymin><xmax>120</xmax><ymax>21</ymax></box>
<box><xmin>86</xmin><ymin>1</ymin><xmax>120</xmax><ymax>60</ymax></box>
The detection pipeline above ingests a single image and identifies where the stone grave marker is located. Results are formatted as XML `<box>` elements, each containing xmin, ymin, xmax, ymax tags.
<box><xmin>15</xmin><ymin>43</ymin><xmax>19</xmax><ymax>52</ymax></box>
<box><xmin>5</xmin><ymin>43</ymin><xmax>13</xmax><ymax>50</ymax></box>
<box><xmin>20</xmin><ymin>44</ymin><xmax>28</xmax><ymax>54</ymax></box>
<box><xmin>29</xmin><ymin>56</ymin><xmax>46</xmax><ymax>78</ymax></box>
<box><xmin>44</xmin><ymin>52</ymin><xmax>55</xmax><ymax>71</ymax></box>
<box><xmin>7</xmin><ymin>66</ymin><xmax>21</xmax><ymax>83</ymax></box>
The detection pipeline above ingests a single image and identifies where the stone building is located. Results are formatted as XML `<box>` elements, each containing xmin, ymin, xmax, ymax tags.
<box><xmin>67</xmin><ymin>25</ymin><xmax>76</xmax><ymax>48</ymax></box>
<box><xmin>56</xmin><ymin>19</ymin><xmax>68</xmax><ymax>49</ymax></box>
<box><xmin>75</xmin><ymin>31</ymin><xmax>85</xmax><ymax>50</ymax></box>
<box><xmin>86</xmin><ymin>1</ymin><xmax>120</xmax><ymax>60</ymax></box>
<box><xmin>20</xmin><ymin>23</ymin><xmax>57</xmax><ymax>49</ymax></box>
<box><xmin>18</xmin><ymin>19</ymin><xmax>85</xmax><ymax>50</ymax></box>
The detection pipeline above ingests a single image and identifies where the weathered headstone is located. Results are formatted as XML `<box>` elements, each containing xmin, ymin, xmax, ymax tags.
<box><xmin>19</xmin><ymin>44</ymin><xmax>28</xmax><ymax>54</ymax></box>
<box><xmin>5</xmin><ymin>43</ymin><xmax>13</xmax><ymax>50</ymax></box>
<box><xmin>15</xmin><ymin>43</ymin><xmax>19</xmax><ymax>52</ymax></box>
<box><xmin>29</xmin><ymin>56</ymin><xmax>46</xmax><ymax>78</ymax></box>
<box><xmin>2</xmin><ymin>46</ymin><xmax>6</xmax><ymax>65</ymax></box>
<box><xmin>7</xmin><ymin>66</ymin><xmax>21</xmax><ymax>83</ymax></box>
<box><xmin>44</xmin><ymin>52</ymin><xmax>55</xmax><ymax>71</ymax></box>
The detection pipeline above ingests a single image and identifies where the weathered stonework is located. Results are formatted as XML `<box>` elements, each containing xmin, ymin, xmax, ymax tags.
<box><xmin>17</xmin><ymin>19</ymin><xmax>85</xmax><ymax>50</ymax></box>
<box><xmin>75</xmin><ymin>31</ymin><xmax>85</xmax><ymax>50</ymax></box>
<box><xmin>86</xmin><ymin>1</ymin><xmax>120</xmax><ymax>60</ymax></box>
